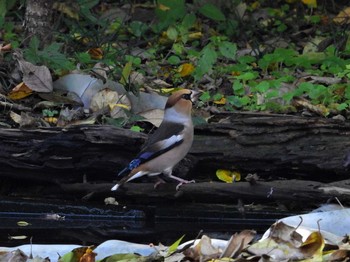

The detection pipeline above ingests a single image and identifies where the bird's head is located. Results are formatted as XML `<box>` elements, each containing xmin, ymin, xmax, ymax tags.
<box><xmin>165</xmin><ymin>89</ymin><xmax>199</xmax><ymax>116</ymax></box>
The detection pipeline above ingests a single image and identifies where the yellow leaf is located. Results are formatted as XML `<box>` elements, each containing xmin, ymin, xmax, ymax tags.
<box><xmin>160</xmin><ymin>88</ymin><xmax>176</xmax><ymax>94</ymax></box>
<box><xmin>109</xmin><ymin>103</ymin><xmax>131</xmax><ymax>111</ymax></box>
<box><xmin>301</xmin><ymin>0</ymin><xmax>317</xmax><ymax>8</ymax></box>
<box><xmin>232</xmin><ymin>171</ymin><xmax>241</xmax><ymax>181</ymax></box>
<box><xmin>188</xmin><ymin>32</ymin><xmax>203</xmax><ymax>40</ymax></box>
<box><xmin>87</xmin><ymin>48</ymin><xmax>103</xmax><ymax>59</ymax></box>
<box><xmin>213</xmin><ymin>97</ymin><xmax>226</xmax><ymax>105</ymax></box>
<box><xmin>216</xmin><ymin>169</ymin><xmax>241</xmax><ymax>183</ymax></box>
<box><xmin>300</xmin><ymin>231</ymin><xmax>324</xmax><ymax>259</ymax></box>
<box><xmin>8</xmin><ymin>82</ymin><xmax>33</xmax><ymax>100</ymax></box>
<box><xmin>158</xmin><ymin>3</ymin><xmax>170</xmax><ymax>11</ymax></box>
<box><xmin>177</xmin><ymin>63</ymin><xmax>194</xmax><ymax>77</ymax></box>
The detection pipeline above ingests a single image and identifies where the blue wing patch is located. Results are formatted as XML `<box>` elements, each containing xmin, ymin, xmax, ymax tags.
<box><xmin>128</xmin><ymin>158</ymin><xmax>141</xmax><ymax>170</ymax></box>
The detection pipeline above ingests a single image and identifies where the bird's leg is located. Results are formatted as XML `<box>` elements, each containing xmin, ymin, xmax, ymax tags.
<box><xmin>175</xmin><ymin>179</ymin><xmax>196</xmax><ymax>191</ymax></box>
<box><xmin>153</xmin><ymin>177</ymin><xmax>166</xmax><ymax>189</ymax></box>
<box><xmin>164</xmin><ymin>171</ymin><xmax>195</xmax><ymax>191</ymax></box>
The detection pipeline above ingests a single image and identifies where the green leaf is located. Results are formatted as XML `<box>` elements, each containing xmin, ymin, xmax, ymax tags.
<box><xmin>76</xmin><ymin>52</ymin><xmax>92</xmax><ymax>64</ymax></box>
<box><xmin>199</xmin><ymin>3</ymin><xmax>226</xmax><ymax>21</ymax></box>
<box><xmin>120</xmin><ymin>61</ymin><xmax>133</xmax><ymax>86</ymax></box>
<box><xmin>130</xmin><ymin>125</ymin><xmax>144</xmax><ymax>132</ymax></box>
<box><xmin>168</xmin><ymin>234</ymin><xmax>185</xmax><ymax>255</ymax></box>
<box><xmin>218</xmin><ymin>41</ymin><xmax>237</xmax><ymax>60</ymax></box>
<box><xmin>167</xmin><ymin>26</ymin><xmax>178</xmax><ymax>41</ymax></box>
<box><xmin>337</xmin><ymin>103</ymin><xmax>348</xmax><ymax>111</ymax></box>
<box><xmin>255</xmin><ymin>81</ymin><xmax>270</xmax><ymax>93</ymax></box>
<box><xmin>98</xmin><ymin>253</ymin><xmax>143</xmax><ymax>262</ymax></box>
<box><xmin>182</xmin><ymin>13</ymin><xmax>196</xmax><ymax>29</ymax></box>
<box><xmin>199</xmin><ymin>91</ymin><xmax>211</xmax><ymax>102</ymax></box>
<box><xmin>167</xmin><ymin>55</ymin><xmax>181</xmax><ymax>65</ymax></box>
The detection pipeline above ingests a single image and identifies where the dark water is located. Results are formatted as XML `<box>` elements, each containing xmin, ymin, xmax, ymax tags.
<box><xmin>0</xmin><ymin>198</ymin><xmax>295</xmax><ymax>247</ymax></box>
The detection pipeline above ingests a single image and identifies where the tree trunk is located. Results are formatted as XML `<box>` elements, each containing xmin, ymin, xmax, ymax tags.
<box><xmin>25</xmin><ymin>0</ymin><xmax>54</xmax><ymax>45</ymax></box>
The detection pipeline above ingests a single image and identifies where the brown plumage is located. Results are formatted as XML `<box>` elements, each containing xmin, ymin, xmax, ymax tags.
<box><xmin>111</xmin><ymin>89</ymin><xmax>198</xmax><ymax>191</ymax></box>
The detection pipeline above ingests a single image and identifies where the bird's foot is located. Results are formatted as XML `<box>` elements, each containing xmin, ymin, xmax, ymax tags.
<box><xmin>176</xmin><ymin>179</ymin><xmax>195</xmax><ymax>191</ymax></box>
<box><xmin>153</xmin><ymin>177</ymin><xmax>166</xmax><ymax>189</ymax></box>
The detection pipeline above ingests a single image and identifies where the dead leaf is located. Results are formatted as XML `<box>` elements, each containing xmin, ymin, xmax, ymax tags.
<box><xmin>10</xmin><ymin>111</ymin><xmax>38</xmax><ymax>128</ymax></box>
<box><xmin>178</xmin><ymin>63</ymin><xmax>194</xmax><ymax>77</ymax></box>
<box><xmin>220</xmin><ymin>230</ymin><xmax>256</xmax><ymax>258</ymax></box>
<box><xmin>8</xmin><ymin>82</ymin><xmax>33</xmax><ymax>100</ymax></box>
<box><xmin>194</xmin><ymin>235</ymin><xmax>221</xmax><ymax>261</ymax></box>
<box><xmin>88</xmin><ymin>48</ymin><xmax>103</xmax><ymax>60</ymax></box>
<box><xmin>292</xmin><ymin>97</ymin><xmax>330</xmax><ymax>116</ymax></box>
<box><xmin>90</xmin><ymin>88</ymin><xmax>120</xmax><ymax>112</ymax></box>
<box><xmin>14</xmin><ymin>55</ymin><xmax>53</xmax><ymax>93</ymax></box>
<box><xmin>79</xmin><ymin>247</ymin><xmax>96</xmax><ymax>262</ymax></box>
<box><xmin>139</xmin><ymin>109</ymin><xmax>164</xmax><ymax>127</ymax></box>
<box><xmin>300</xmin><ymin>231</ymin><xmax>325</xmax><ymax>259</ymax></box>
<box><xmin>0</xmin><ymin>249</ymin><xmax>28</xmax><ymax>261</ymax></box>
<box><xmin>152</xmin><ymin>79</ymin><xmax>172</xmax><ymax>88</ymax></box>
<box><xmin>213</xmin><ymin>97</ymin><xmax>226</xmax><ymax>105</ymax></box>
<box><xmin>334</xmin><ymin>7</ymin><xmax>350</xmax><ymax>24</ymax></box>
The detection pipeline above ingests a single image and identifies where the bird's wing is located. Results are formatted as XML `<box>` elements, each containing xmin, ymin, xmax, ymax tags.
<box><xmin>118</xmin><ymin>122</ymin><xmax>185</xmax><ymax>176</ymax></box>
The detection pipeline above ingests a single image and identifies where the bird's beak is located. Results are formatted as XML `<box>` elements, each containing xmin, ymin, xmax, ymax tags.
<box><xmin>190</xmin><ymin>90</ymin><xmax>201</xmax><ymax>104</ymax></box>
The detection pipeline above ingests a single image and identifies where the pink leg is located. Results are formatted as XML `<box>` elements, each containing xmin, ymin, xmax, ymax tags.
<box><xmin>166</xmin><ymin>174</ymin><xmax>195</xmax><ymax>190</ymax></box>
<box><xmin>153</xmin><ymin>177</ymin><xmax>166</xmax><ymax>189</ymax></box>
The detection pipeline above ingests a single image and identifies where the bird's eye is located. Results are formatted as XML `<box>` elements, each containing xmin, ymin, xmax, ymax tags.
<box><xmin>181</xmin><ymin>93</ymin><xmax>191</xmax><ymax>100</ymax></box>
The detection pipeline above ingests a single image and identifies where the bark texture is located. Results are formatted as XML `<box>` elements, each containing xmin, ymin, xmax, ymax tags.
<box><xmin>25</xmin><ymin>0</ymin><xmax>54</xmax><ymax>45</ymax></box>
<box><xmin>0</xmin><ymin>113</ymin><xmax>350</xmax><ymax>206</ymax></box>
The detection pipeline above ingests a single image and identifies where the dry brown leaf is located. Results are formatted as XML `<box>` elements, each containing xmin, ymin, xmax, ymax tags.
<box><xmin>90</xmin><ymin>88</ymin><xmax>119</xmax><ymax>112</ymax></box>
<box><xmin>88</xmin><ymin>48</ymin><xmax>103</xmax><ymax>60</ymax></box>
<box><xmin>8</xmin><ymin>82</ymin><xmax>33</xmax><ymax>100</ymax></box>
<box><xmin>14</xmin><ymin>51</ymin><xmax>53</xmax><ymax>93</ymax></box>
<box><xmin>139</xmin><ymin>109</ymin><xmax>164</xmax><ymax>127</ymax></box>
<box><xmin>220</xmin><ymin>230</ymin><xmax>256</xmax><ymax>258</ymax></box>
<box><xmin>292</xmin><ymin>97</ymin><xmax>330</xmax><ymax>116</ymax></box>
<box><xmin>334</xmin><ymin>7</ymin><xmax>350</xmax><ymax>24</ymax></box>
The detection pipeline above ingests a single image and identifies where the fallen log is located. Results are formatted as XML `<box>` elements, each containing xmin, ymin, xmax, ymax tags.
<box><xmin>1</xmin><ymin>113</ymin><xmax>349</xmax><ymax>182</ymax></box>
<box><xmin>0</xmin><ymin>113</ymin><xmax>350</xmax><ymax>206</ymax></box>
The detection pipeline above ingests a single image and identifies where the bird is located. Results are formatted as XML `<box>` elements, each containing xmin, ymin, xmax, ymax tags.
<box><xmin>111</xmin><ymin>89</ymin><xmax>198</xmax><ymax>191</ymax></box>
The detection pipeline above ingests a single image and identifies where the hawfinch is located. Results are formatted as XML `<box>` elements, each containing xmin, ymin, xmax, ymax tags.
<box><xmin>111</xmin><ymin>89</ymin><xmax>198</xmax><ymax>191</ymax></box>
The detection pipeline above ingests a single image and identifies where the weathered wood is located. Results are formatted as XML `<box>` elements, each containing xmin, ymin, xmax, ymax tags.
<box><xmin>192</xmin><ymin>114</ymin><xmax>350</xmax><ymax>181</ymax></box>
<box><xmin>1</xmin><ymin>114</ymin><xmax>349</xmax><ymax>184</ymax></box>
<box><xmin>1</xmin><ymin>114</ymin><xmax>350</xmax><ymax>214</ymax></box>
<box><xmin>56</xmin><ymin>179</ymin><xmax>350</xmax><ymax>206</ymax></box>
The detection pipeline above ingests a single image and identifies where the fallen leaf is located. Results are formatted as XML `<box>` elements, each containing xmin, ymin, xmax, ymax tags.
<box><xmin>177</xmin><ymin>63</ymin><xmax>194</xmax><ymax>77</ymax></box>
<box><xmin>301</xmin><ymin>0</ymin><xmax>317</xmax><ymax>8</ymax></box>
<box><xmin>88</xmin><ymin>48</ymin><xmax>103</xmax><ymax>60</ymax></box>
<box><xmin>216</xmin><ymin>170</ymin><xmax>240</xmax><ymax>183</ymax></box>
<box><xmin>333</xmin><ymin>7</ymin><xmax>350</xmax><ymax>24</ymax></box>
<box><xmin>213</xmin><ymin>97</ymin><xmax>226</xmax><ymax>105</ymax></box>
<box><xmin>158</xmin><ymin>3</ymin><xmax>170</xmax><ymax>11</ymax></box>
<box><xmin>14</xmin><ymin>52</ymin><xmax>53</xmax><ymax>93</ymax></box>
<box><xmin>220</xmin><ymin>230</ymin><xmax>256</xmax><ymax>258</ymax></box>
<box><xmin>8</xmin><ymin>82</ymin><xmax>33</xmax><ymax>100</ymax></box>
<box><xmin>300</xmin><ymin>231</ymin><xmax>324</xmax><ymax>259</ymax></box>
<box><xmin>139</xmin><ymin>109</ymin><xmax>164</xmax><ymax>127</ymax></box>
<box><xmin>90</xmin><ymin>88</ymin><xmax>120</xmax><ymax>112</ymax></box>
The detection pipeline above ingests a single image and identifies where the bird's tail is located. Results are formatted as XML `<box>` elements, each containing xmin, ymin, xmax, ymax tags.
<box><xmin>117</xmin><ymin>167</ymin><xmax>130</xmax><ymax>177</ymax></box>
